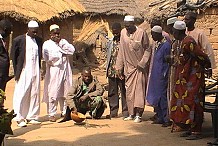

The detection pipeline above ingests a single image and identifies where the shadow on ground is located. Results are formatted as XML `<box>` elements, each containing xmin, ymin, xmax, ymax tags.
<box><xmin>6</xmin><ymin>111</ymin><xmax>215</xmax><ymax>146</ymax></box>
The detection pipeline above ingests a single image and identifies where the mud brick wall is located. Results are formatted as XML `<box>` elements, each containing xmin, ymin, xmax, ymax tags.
<box><xmin>196</xmin><ymin>8</ymin><xmax>218</xmax><ymax>72</ymax></box>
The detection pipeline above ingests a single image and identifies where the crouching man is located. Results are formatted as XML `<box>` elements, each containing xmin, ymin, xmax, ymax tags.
<box><xmin>59</xmin><ymin>67</ymin><xmax>106</xmax><ymax>123</ymax></box>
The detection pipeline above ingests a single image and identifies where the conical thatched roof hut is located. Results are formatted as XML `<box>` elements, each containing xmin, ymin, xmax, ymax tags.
<box><xmin>0</xmin><ymin>0</ymin><xmax>85</xmax><ymax>23</ymax></box>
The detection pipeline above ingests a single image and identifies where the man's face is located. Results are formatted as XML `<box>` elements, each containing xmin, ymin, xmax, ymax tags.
<box><xmin>184</xmin><ymin>14</ymin><xmax>195</xmax><ymax>28</ymax></box>
<box><xmin>82</xmin><ymin>71</ymin><xmax>92</xmax><ymax>84</ymax></box>
<box><xmin>28</xmin><ymin>27</ymin><xmax>38</xmax><ymax>38</ymax></box>
<box><xmin>50</xmin><ymin>29</ymin><xmax>60</xmax><ymax>42</ymax></box>
<box><xmin>124</xmin><ymin>21</ymin><xmax>135</xmax><ymax>34</ymax></box>
<box><xmin>112</xmin><ymin>28</ymin><xmax>121</xmax><ymax>40</ymax></box>
<box><xmin>167</xmin><ymin>24</ymin><xmax>174</xmax><ymax>35</ymax></box>
<box><xmin>151</xmin><ymin>31</ymin><xmax>161</xmax><ymax>41</ymax></box>
<box><xmin>172</xmin><ymin>28</ymin><xmax>180</xmax><ymax>40</ymax></box>
<box><xmin>2</xmin><ymin>26</ymin><xmax>12</xmax><ymax>38</ymax></box>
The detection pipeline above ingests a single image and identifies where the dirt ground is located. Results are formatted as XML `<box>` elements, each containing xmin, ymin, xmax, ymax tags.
<box><xmin>3</xmin><ymin>69</ymin><xmax>216</xmax><ymax>146</ymax></box>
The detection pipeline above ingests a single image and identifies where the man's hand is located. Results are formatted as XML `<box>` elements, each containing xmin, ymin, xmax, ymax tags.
<box><xmin>137</xmin><ymin>65</ymin><xmax>145</xmax><ymax>73</ymax></box>
<box><xmin>79</xmin><ymin>95</ymin><xmax>89</xmax><ymax>102</ymax></box>
<box><xmin>165</xmin><ymin>55</ymin><xmax>174</xmax><ymax>65</ymax></box>
<box><xmin>116</xmin><ymin>70</ymin><xmax>124</xmax><ymax>80</ymax></box>
<box><xmin>71</xmin><ymin>107</ymin><xmax>77</xmax><ymax>114</ymax></box>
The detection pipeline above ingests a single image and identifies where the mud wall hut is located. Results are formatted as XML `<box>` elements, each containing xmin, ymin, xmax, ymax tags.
<box><xmin>137</xmin><ymin>0</ymin><xmax>218</xmax><ymax>72</ymax></box>
<box><xmin>71</xmin><ymin>0</ymin><xmax>143</xmax><ymax>67</ymax></box>
<box><xmin>0</xmin><ymin>0</ymin><xmax>85</xmax><ymax>42</ymax></box>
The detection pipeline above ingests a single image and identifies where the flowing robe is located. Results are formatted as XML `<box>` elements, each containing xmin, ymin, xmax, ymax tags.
<box><xmin>42</xmin><ymin>39</ymin><xmax>75</xmax><ymax>103</ymax></box>
<box><xmin>170</xmin><ymin>36</ymin><xmax>210</xmax><ymax>130</ymax></box>
<box><xmin>146</xmin><ymin>40</ymin><xmax>170</xmax><ymax>106</ymax></box>
<box><xmin>13</xmin><ymin>34</ymin><xmax>40</xmax><ymax>121</ymax></box>
<box><xmin>115</xmin><ymin>27</ymin><xmax>150</xmax><ymax>115</ymax></box>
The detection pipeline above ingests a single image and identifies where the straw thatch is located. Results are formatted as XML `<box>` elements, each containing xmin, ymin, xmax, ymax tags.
<box><xmin>79</xmin><ymin>0</ymin><xmax>142</xmax><ymax>18</ymax></box>
<box><xmin>75</xmin><ymin>17</ymin><xmax>112</xmax><ymax>46</ymax></box>
<box><xmin>0</xmin><ymin>0</ymin><xmax>85</xmax><ymax>22</ymax></box>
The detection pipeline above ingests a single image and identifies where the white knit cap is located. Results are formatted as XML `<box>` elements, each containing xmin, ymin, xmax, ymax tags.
<box><xmin>167</xmin><ymin>17</ymin><xmax>178</xmax><ymax>25</ymax></box>
<box><xmin>173</xmin><ymin>21</ymin><xmax>186</xmax><ymax>30</ymax></box>
<box><xmin>49</xmin><ymin>24</ymin><xmax>60</xmax><ymax>31</ymax></box>
<box><xmin>28</xmin><ymin>20</ymin><xmax>39</xmax><ymax>28</ymax></box>
<box><xmin>151</xmin><ymin>25</ymin><xmax>162</xmax><ymax>33</ymax></box>
<box><xmin>124</xmin><ymin>15</ymin><xmax>134</xmax><ymax>22</ymax></box>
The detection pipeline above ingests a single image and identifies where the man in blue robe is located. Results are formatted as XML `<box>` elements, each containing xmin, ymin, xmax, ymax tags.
<box><xmin>146</xmin><ymin>25</ymin><xmax>171</xmax><ymax>127</ymax></box>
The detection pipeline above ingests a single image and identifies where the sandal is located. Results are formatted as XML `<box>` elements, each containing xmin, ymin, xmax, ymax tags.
<box><xmin>186</xmin><ymin>134</ymin><xmax>202</xmax><ymax>140</ymax></box>
<box><xmin>171</xmin><ymin>124</ymin><xmax>186</xmax><ymax>132</ymax></box>
<box><xmin>180</xmin><ymin>131</ymin><xmax>191</xmax><ymax>137</ymax></box>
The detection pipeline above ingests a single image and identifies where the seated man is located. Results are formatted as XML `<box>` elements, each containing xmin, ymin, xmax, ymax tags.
<box><xmin>60</xmin><ymin>67</ymin><xmax>105</xmax><ymax>122</ymax></box>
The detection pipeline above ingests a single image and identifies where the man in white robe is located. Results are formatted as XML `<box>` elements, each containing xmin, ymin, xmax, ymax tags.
<box><xmin>42</xmin><ymin>24</ymin><xmax>75</xmax><ymax>122</ymax></box>
<box><xmin>11</xmin><ymin>20</ymin><xmax>43</xmax><ymax>127</ymax></box>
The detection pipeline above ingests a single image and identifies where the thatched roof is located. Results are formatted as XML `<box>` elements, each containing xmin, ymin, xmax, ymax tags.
<box><xmin>75</xmin><ymin>17</ymin><xmax>112</xmax><ymax>47</ymax></box>
<box><xmin>79</xmin><ymin>0</ymin><xmax>142</xmax><ymax>18</ymax></box>
<box><xmin>137</xmin><ymin>0</ymin><xmax>218</xmax><ymax>21</ymax></box>
<box><xmin>0</xmin><ymin>0</ymin><xmax>85</xmax><ymax>23</ymax></box>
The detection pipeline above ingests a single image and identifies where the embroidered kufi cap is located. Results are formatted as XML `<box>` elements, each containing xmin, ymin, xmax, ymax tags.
<box><xmin>28</xmin><ymin>20</ymin><xmax>39</xmax><ymax>28</ymax></box>
<box><xmin>124</xmin><ymin>15</ymin><xmax>134</xmax><ymax>22</ymax></box>
<box><xmin>173</xmin><ymin>21</ymin><xmax>186</xmax><ymax>30</ymax></box>
<box><xmin>167</xmin><ymin>17</ymin><xmax>178</xmax><ymax>25</ymax></box>
<box><xmin>151</xmin><ymin>25</ymin><xmax>162</xmax><ymax>33</ymax></box>
<box><xmin>50</xmin><ymin>24</ymin><xmax>60</xmax><ymax>31</ymax></box>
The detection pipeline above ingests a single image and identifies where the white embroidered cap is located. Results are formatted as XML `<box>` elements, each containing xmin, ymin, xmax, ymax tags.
<box><xmin>151</xmin><ymin>25</ymin><xmax>162</xmax><ymax>33</ymax></box>
<box><xmin>124</xmin><ymin>15</ymin><xmax>134</xmax><ymax>22</ymax></box>
<box><xmin>167</xmin><ymin>17</ymin><xmax>178</xmax><ymax>25</ymax></box>
<box><xmin>173</xmin><ymin>21</ymin><xmax>186</xmax><ymax>30</ymax></box>
<box><xmin>28</xmin><ymin>20</ymin><xmax>39</xmax><ymax>28</ymax></box>
<box><xmin>50</xmin><ymin>24</ymin><xmax>60</xmax><ymax>31</ymax></box>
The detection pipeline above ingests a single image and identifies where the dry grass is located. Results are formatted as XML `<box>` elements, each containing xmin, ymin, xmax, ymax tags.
<box><xmin>0</xmin><ymin>0</ymin><xmax>85</xmax><ymax>22</ymax></box>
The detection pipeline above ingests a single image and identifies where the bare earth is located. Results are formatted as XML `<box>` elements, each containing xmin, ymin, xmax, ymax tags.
<box><xmin>3</xmin><ymin>69</ymin><xmax>215</xmax><ymax>146</ymax></box>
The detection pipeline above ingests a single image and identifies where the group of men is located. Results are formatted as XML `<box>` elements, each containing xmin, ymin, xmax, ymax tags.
<box><xmin>105</xmin><ymin>11</ymin><xmax>215</xmax><ymax>141</ymax></box>
<box><xmin>0</xmin><ymin>19</ymin><xmax>106</xmax><ymax>129</ymax></box>
<box><xmin>0</xmin><ymin>10</ymin><xmax>215</xmax><ymax>142</ymax></box>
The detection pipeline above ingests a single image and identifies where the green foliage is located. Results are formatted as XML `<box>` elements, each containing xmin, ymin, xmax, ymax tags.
<box><xmin>0</xmin><ymin>89</ymin><xmax>15</xmax><ymax>135</ymax></box>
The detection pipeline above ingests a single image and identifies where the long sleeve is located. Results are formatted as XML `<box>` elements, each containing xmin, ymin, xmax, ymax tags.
<box><xmin>58</xmin><ymin>39</ymin><xmax>75</xmax><ymax>55</ymax></box>
<box><xmin>115</xmin><ymin>36</ymin><xmax>124</xmax><ymax>71</ymax></box>
<box><xmin>198</xmin><ymin>32</ymin><xmax>216</xmax><ymax>69</ymax></box>
<box><xmin>138</xmin><ymin>31</ymin><xmax>151</xmax><ymax>69</ymax></box>
<box><xmin>10</xmin><ymin>39</ymin><xmax>18</xmax><ymax>75</ymax></box>
<box><xmin>66</xmin><ymin>78</ymin><xmax>79</xmax><ymax>109</ymax></box>
<box><xmin>88</xmin><ymin>77</ymin><xmax>104</xmax><ymax>98</ymax></box>
<box><xmin>162</xmin><ymin>42</ymin><xmax>171</xmax><ymax>77</ymax></box>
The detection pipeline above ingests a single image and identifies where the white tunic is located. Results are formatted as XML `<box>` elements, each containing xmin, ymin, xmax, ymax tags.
<box><xmin>13</xmin><ymin>34</ymin><xmax>40</xmax><ymax>121</ymax></box>
<box><xmin>42</xmin><ymin>39</ymin><xmax>75</xmax><ymax>103</ymax></box>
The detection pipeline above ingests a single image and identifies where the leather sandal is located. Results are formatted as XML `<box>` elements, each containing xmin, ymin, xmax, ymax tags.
<box><xmin>180</xmin><ymin>131</ymin><xmax>191</xmax><ymax>137</ymax></box>
<box><xmin>186</xmin><ymin>133</ymin><xmax>202</xmax><ymax>140</ymax></box>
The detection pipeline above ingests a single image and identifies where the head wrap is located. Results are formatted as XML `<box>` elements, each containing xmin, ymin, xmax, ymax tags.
<box><xmin>167</xmin><ymin>17</ymin><xmax>178</xmax><ymax>25</ymax></box>
<box><xmin>28</xmin><ymin>20</ymin><xmax>39</xmax><ymax>28</ymax></box>
<box><xmin>124</xmin><ymin>15</ymin><xmax>134</xmax><ymax>22</ymax></box>
<box><xmin>151</xmin><ymin>25</ymin><xmax>162</xmax><ymax>33</ymax></box>
<box><xmin>173</xmin><ymin>21</ymin><xmax>186</xmax><ymax>30</ymax></box>
<box><xmin>49</xmin><ymin>24</ymin><xmax>60</xmax><ymax>31</ymax></box>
